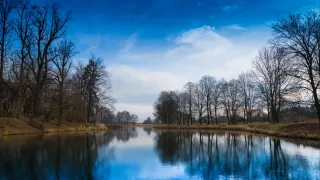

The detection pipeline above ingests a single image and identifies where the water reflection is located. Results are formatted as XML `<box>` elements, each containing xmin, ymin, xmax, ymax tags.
<box><xmin>143</xmin><ymin>127</ymin><xmax>152</xmax><ymax>136</ymax></box>
<box><xmin>0</xmin><ymin>128</ymin><xmax>319</xmax><ymax>180</ymax></box>
<box><xmin>0</xmin><ymin>128</ymin><xmax>138</xmax><ymax>180</ymax></box>
<box><xmin>154</xmin><ymin>131</ymin><xmax>319</xmax><ymax>180</ymax></box>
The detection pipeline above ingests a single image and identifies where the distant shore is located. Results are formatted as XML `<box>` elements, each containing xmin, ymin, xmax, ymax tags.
<box><xmin>0</xmin><ymin>117</ymin><xmax>107</xmax><ymax>136</ymax></box>
<box><xmin>153</xmin><ymin>122</ymin><xmax>320</xmax><ymax>140</ymax></box>
<box><xmin>2</xmin><ymin>117</ymin><xmax>320</xmax><ymax>141</ymax></box>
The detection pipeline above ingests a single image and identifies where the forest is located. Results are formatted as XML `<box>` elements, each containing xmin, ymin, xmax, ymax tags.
<box><xmin>0</xmin><ymin>0</ymin><xmax>142</xmax><ymax>125</ymax></box>
<box><xmin>154</xmin><ymin>10</ymin><xmax>320</xmax><ymax>125</ymax></box>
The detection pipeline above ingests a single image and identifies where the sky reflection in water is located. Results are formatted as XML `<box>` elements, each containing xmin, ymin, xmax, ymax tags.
<box><xmin>0</xmin><ymin>128</ymin><xmax>320</xmax><ymax>180</ymax></box>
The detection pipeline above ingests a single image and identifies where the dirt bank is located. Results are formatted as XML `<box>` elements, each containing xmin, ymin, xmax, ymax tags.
<box><xmin>0</xmin><ymin>117</ymin><xmax>107</xmax><ymax>136</ymax></box>
<box><xmin>154</xmin><ymin>122</ymin><xmax>320</xmax><ymax>140</ymax></box>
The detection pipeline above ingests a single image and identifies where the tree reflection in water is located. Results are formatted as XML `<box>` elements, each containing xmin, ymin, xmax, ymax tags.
<box><xmin>0</xmin><ymin>128</ymin><xmax>138</xmax><ymax>180</ymax></box>
<box><xmin>0</xmin><ymin>128</ymin><xmax>318</xmax><ymax>180</ymax></box>
<box><xmin>154</xmin><ymin>131</ymin><xmax>313</xmax><ymax>180</ymax></box>
<box><xmin>143</xmin><ymin>127</ymin><xmax>152</xmax><ymax>136</ymax></box>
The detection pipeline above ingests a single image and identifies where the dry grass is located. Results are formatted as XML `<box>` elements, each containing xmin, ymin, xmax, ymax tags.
<box><xmin>0</xmin><ymin>117</ymin><xmax>107</xmax><ymax>136</ymax></box>
<box><xmin>154</xmin><ymin>122</ymin><xmax>320</xmax><ymax>140</ymax></box>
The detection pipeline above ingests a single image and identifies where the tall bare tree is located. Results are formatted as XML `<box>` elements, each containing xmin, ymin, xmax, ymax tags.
<box><xmin>52</xmin><ymin>40</ymin><xmax>77</xmax><ymax>125</ymax></box>
<box><xmin>200</xmin><ymin>75</ymin><xmax>215</xmax><ymax>124</ymax></box>
<box><xmin>221</xmin><ymin>79</ymin><xmax>242</xmax><ymax>124</ymax></box>
<box><xmin>211</xmin><ymin>79</ymin><xmax>222</xmax><ymax>124</ymax></box>
<box><xmin>25</xmin><ymin>3</ymin><xmax>71</xmax><ymax>116</ymax></box>
<box><xmin>253</xmin><ymin>47</ymin><xmax>299</xmax><ymax>123</ymax></box>
<box><xmin>239</xmin><ymin>72</ymin><xmax>259</xmax><ymax>124</ymax></box>
<box><xmin>184</xmin><ymin>82</ymin><xmax>195</xmax><ymax>125</ymax></box>
<box><xmin>0</xmin><ymin>0</ymin><xmax>17</xmax><ymax>108</ymax></box>
<box><xmin>10</xmin><ymin>0</ymin><xmax>32</xmax><ymax>115</ymax></box>
<box><xmin>193</xmin><ymin>82</ymin><xmax>205</xmax><ymax>124</ymax></box>
<box><xmin>83</xmin><ymin>55</ymin><xmax>112</xmax><ymax>124</ymax></box>
<box><xmin>272</xmin><ymin>11</ymin><xmax>320</xmax><ymax>122</ymax></box>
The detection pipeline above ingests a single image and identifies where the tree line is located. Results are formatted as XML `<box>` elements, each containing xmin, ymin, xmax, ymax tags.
<box><xmin>154</xmin><ymin>10</ymin><xmax>320</xmax><ymax>124</ymax></box>
<box><xmin>0</xmin><ymin>0</ymin><xmax>132</xmax><ymax>124</ymax></box>
<box><xmin>102</xmin><ymin>110</ymin><xmax>139</xmax><ymax>124</ymax></box>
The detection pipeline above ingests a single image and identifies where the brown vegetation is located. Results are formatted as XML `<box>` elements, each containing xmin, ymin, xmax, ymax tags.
<box><xmin>0</xmin><ymin>117</ymin><xmax>107</xmax><ymax>136</ymax></box>
<box><xmin>154</xmin><ymin>121</ymin><xmax>320</xmax><ymax>140</ymax></box>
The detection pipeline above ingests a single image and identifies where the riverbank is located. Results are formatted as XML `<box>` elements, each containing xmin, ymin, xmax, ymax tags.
<box><xmin>0</xmin><ymin>117</ymin><xmax>107</xmax><ymax>136</ymax></box>
<box><xmin>154</xmin><ymin>122</ymin><xmax>320</xmax><ymax>140</ymax></box>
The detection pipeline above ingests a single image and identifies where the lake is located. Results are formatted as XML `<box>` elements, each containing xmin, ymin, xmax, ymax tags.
<box><xmin>0</xmin><ymin>127</ymin><xmax>319</xmax><ymax>180</ymax></box>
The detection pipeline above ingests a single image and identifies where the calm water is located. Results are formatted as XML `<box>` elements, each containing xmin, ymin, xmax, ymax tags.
<box><xmin>0</xmin><ymin>128</ymin><xmax>320</xmax><ymax>180</ymax></box>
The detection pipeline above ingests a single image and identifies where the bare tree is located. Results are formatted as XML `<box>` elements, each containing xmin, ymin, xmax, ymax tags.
<box><xmin>239</xmin><ymin>73</ymin><xmax>249</xmax><ymax>123</ymax></box>
<box><xmin>52</xmin><ymin>40</ymin><xmax>77</xmax><ymax>125</ymax></box>
<box><xmin>221</xmin><ymin>79</ymin><xmax>242</xmax><ymax>124</ymax></box>
<box><xmin>272</xmin><ymin>11</ymin><xmax>320</xmax><ymax>122</ymax></box>
<box><xmin>129</xmin><ymin>114</ymin><xmax>139</xmax><ymax>124</ymax></box>
<box><xmin>200</xmin><ymin>75</ymin><xmax>215</xmax><ymax>124</ymax></box>
<box><xmin>247</xmin><ymin>73</ymin><xmax>259</xmax><ymax>123</ymax></box>
<box><xmin>71</xmin><ymin>63</ymin><xmax>87</xmax><ymax>122</ymax></box>
<box><xmin>83</xmin><ymin>55</ymin><xmax>113</xmax><ymax>124</ymax></box>
<box><xmin>173</xmin><ymin>91</ymin><xmax>183</xmax><ymax>124</ymax></box>
<box><xmin>211</xmin><ymin>79</ymin><xmax>222</xmax><ymax>124</ymax></box>
<box><xmin>0</xmin><ymin>0</ymin><xmax>119</xmax><ymax>124</ymax></box>
<box><xmin>193</xmin><ymin>82</ymin><xmax>205</xmax><ymax>124</ymax></box>
<box><xmin>239</xmin><ymin>72</ymin><xmax>259</xmax><ymax>124</ymax></box>
<box><xmin>179</xmin><ymin>91</ymin><xmax>189</xmax><ymax>124</ymax></box>
<box><xmin>25</xmin><ymin>3</ymin><xmax>71</xmax><ymax>116</ymax></box>
<box><xmin>253</xmin><ymin>47</ymin><xmax>299</xmax><ymax>123</ymax></box>
<box><xmin>0</xmin><ymin>0</ymin><xmax>18</xmax><ymax>108</ymax></box>
<box><xmin>184</xmin><ymin>82</ymin><xmax>195</xmax><ymax>125</ymax></box>
<box><xmin>10</xmin><ymin>0</ymin><xmax>32</xmax><ymax>115</ymax></box>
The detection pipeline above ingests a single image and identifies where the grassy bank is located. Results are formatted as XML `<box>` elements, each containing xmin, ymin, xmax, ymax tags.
<box><xmin>154</xmin><ymin>122</ymin><xmax>320</xmax><ymax>140</ymax></box>
<box><xmin>0</xmin><ymin>117</ymin><xmax>107</xmax><ymax>136</ymax></box>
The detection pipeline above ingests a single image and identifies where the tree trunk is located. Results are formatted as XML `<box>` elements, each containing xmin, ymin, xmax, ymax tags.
<box><xmin>243</xmin><ymin>109</ymin><xmax>246</xmax><ymax>124</ymax></box>
<box><xmin>0</xmin><ymin>28</ymin><xmax>5</xmax><ymax>110</ymax></box>
<box><xmin>310</xmin><ymin>77</ymin><xmax>320</xmax><ymax>123</ymax></box>
<box><xmin>206</xmin><ymin>99</ymin><xmax>210</xmax><ymax>125</ymax></box>
<box><xmin>214</xmin><ymin>106</ymin><xmax>218</xmax><ymax>124</ymax></box>
<box><xmin>87</xmin><ymin>90</ymin><xmax>92</xmax><ymax>124</ymax></box>
<box><xmin>58</xmin><ymin>82</ymin><xmax>63</xmax><ymax>125</ymax></box>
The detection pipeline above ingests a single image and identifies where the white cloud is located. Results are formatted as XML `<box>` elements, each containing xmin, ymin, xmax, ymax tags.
<box><xmin>110</xmin><ymin>25</ymin><xmax>270</xmax><ymax>121</ymax></box>
<box><xmin>109</xmin><ymin>65</ymin><xmax>186</xmax><ymax>120</ymax></box>
<box><xmin>110</xmin><ymin>65</ymin><xmax>185</xmax><ymax>96</ymax></box>
<box><xmin>163</xmin><ymin>26</ymin><xmax>264</xmax><ymax>80</ymax></box>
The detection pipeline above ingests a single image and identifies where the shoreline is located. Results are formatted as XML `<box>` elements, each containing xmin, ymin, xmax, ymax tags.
<box><xmin>0</xmin><ymin>117</ymin><xmax>108</xmax><ymax>136</ymax></box>
<box><xmin>153</xmin><ymin>122</ymin><xmax>320</xmax><ymax>141</ymax></box>
<box><xmin>1</xmin><ymin>126</ymin><xmax>108</xmax><ymax>136</ymax></box>
<box><xmin>1</xmin><ymin>117</ymin><xmax>319</xmax><ymax>142</ymax></box>
<box><xmin>1</xmin><ymin>128</ymin><xmax>108</xmax><ymax>136</ymax></box>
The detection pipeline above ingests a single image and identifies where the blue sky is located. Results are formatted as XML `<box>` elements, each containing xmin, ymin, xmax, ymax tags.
<box><xmin>32</xmin><ymin>0</ymin><xmax>319</xmax><ymax>121</ymax></box>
